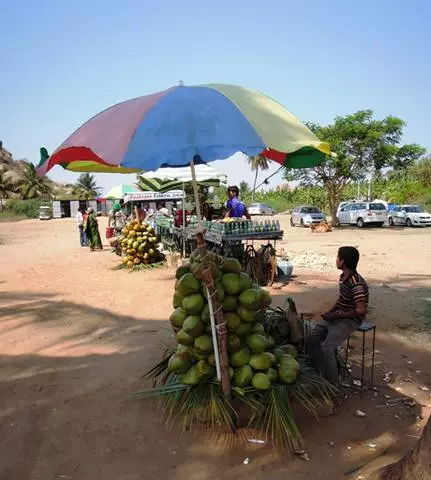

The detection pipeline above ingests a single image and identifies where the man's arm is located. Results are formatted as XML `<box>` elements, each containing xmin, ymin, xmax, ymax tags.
<box><xmin>323</xmin><ymin>283</ymin><xmax>367</xmax><ymax>321</ymax></box>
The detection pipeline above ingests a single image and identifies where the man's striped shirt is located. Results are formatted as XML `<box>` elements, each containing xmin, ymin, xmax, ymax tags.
<box><xmin>336</xmin><ymin>272</ymin><xmax>369</xmax><ymax>320</ymax></box>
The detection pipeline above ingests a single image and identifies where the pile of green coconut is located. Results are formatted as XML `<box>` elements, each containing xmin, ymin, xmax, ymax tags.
<box><xmin>169</xmin><ymin>251</ymin><xmax>300</xmax><ymax>389</ymax></box>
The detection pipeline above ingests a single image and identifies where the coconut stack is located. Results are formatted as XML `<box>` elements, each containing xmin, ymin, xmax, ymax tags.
<box><xmin>118</xmin><ymin>219</ymin><xmax>163</xmax><ymax>268</ymax></box>
<box><xmin>168</xmin><ymin>252</ymin><xmax>301</xmax><ymax>390</ymax></box>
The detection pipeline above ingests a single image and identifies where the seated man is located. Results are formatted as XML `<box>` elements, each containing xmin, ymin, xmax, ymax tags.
<box><xmin>306</xmin><ymin>246</ymin><xmax>369</xmax><ymax>385</ymax></box>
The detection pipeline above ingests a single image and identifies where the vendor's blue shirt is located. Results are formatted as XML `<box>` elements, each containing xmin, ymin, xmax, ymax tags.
<box><xmin>226</xmin><ymin>197</ymin><xmax>246</xmax><ymax>218</ymax></box>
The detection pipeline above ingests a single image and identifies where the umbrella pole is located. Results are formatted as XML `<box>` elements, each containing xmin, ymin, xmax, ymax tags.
<box><xmin>190</xmin><ymin>159</ymin><xmax>202</xmax><ymax>223</ymax></box>
<box><xmin>182</xmin><ymin>182</ymin><xmax>186</xmax><ymax>257</ymax></box>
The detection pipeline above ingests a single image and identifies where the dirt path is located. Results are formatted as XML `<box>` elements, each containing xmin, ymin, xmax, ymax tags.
<box><xmin>0</xmin><ymin>217</ymin><xmax>430</xmax><ymax>479</ymax></box>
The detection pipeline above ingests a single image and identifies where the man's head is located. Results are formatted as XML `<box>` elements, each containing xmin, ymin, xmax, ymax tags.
<box><xmin>119</xmin><ymin>199</ymin><xmax>125</xmax><ymax>208</ymax></box>
<box><xmin>227</xmin><ymin>185</ymin><xmax>239</xmax><ymax>199</ymax></box>
<box><xmin>337</xmin><ymin>246</ymin><xmax>360</xmax><ymax>272</ymax></box>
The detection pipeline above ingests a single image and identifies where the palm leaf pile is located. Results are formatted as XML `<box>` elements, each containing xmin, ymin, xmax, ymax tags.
<box><xmin>133</xmin><ymin>351</ymin><xmax>337</xmax><ymax>456</ymax></box>
<box><xmin>112</xmin><ymin>260</ymin><xmax>166</xmax><ymax>272</ymax></box>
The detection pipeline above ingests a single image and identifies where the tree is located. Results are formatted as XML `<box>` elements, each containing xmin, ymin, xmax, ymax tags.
<box><xmin>239</xmin><ymin>181</ymin><xmax>250</xmax><ymax>196</ymax></box>
<box><xmin>411</xmin><ymin>155</ymin><xmax>431</xmax><ymax>187</ymax></box>
<box><xmin>372</xmin><ymin>415</ymin><xmax>431</xmax><ymax>480</ymax></box>
<box><xmin>0</xmin><ymin>171</ymin><xmax>16</xmax><ymax>211</ymax></box>
<box><xmin>248</xmin><ymin>155</ymin><xmax>269</xmax><ymax>200</ymax></box>
<box><xmin>73</xmin><ymin>173</ymin><xmax>101</xmax><ymax>199</ymax></box>
<box><xmin>285</xmin><ymin>111</ymin><xmax>425</xmax><ymax>225</ymax></box>
<box><xmin>19</xmin><ymin>162</ymin><xmax>53</xmax><ymax>199</ymax></box>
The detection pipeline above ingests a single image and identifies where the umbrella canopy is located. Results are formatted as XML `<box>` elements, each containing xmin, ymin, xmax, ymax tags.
<box><xmin>136</xmin><ymin>164</ymin><xmax>227</xmax><ymax>193</ymax></box>
<box><xmin>101</xmin><ymin>183</ymin><xmax>140</xmax><ymax>199</ymax></box>
<box><xmin>37</xmin><ymin>84</ymin><xmax>330</xmax><ymax>176</ymax></box>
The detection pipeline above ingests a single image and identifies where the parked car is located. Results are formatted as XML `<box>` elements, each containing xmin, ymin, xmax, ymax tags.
<box><xmin>336</xmin><ymin>202</ymin><xmax>387</xmax><ymax>228</ymax></box>
<box><xmin>290</xmin><ymin>205</ymin><xmax>326</xmax><ymax>227</ymax></box>
<box><xmin>388</xmin><ymin>205</ymin><xmax>431</xmax><ymax>227</ymax></box>
<box><xmin>248</xmin><ymin>203</ymin><xmax>275</xmax><ymax>216</ymax></box>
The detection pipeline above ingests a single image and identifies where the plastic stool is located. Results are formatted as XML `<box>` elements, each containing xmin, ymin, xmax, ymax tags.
<box><xmin>344</xmin><ymin>322</ymin><xmax>376</xmax><ymax>396</ymax></box>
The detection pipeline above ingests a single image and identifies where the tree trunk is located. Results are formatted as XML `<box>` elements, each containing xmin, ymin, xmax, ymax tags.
<box><xmin>0</xmin><ymin>196</ymin><xmax>3</xmax><ymax>212</ymax></box>
<box><xmin>252</xmin><ymin>167</ymin><xmax>259</xmax><ymax>201</ymax></box>
<box><xmin>374</xmin><ymin>415</ymin><xmax>431</xmax><ymax>480</ymax></box>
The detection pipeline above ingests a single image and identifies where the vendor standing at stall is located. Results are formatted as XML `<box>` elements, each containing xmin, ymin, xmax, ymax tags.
<box><xmin>225</xmin><ymin>185</ymin><xmax>251</xmax><ymax>219</ymax></box>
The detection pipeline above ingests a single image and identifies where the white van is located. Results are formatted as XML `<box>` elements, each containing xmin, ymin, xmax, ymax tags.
<box><xmin>336</xmin><ymin>202</ymin><xmax>388</xmax><ymax>228</ymax></box>
<box><xmin>39</xmin><ymin>205</ymin><xmax>52</xmax><ymax>220</ymax></box>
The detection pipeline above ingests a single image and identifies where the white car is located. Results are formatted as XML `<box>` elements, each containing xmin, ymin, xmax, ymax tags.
<box><xmin>290</xmin><ymin>205</ymin><xmax>326</xmax><ymax>226</ymax></box>
<box><xmin>388</xmin><ymin>205</ymin><xmax>431</xmax><ymax>227</ymax></box>
<box><xmin>248</xmin><ymin>203</ymin><xmax>275</xmax><ymax>216</ymax></box>
<box><xmin>336</xmin><ymin>202</ymin><xmax>388</xmax><ymax>228</ymax></box>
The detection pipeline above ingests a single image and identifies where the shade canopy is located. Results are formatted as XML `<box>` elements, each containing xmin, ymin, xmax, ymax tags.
<box><xmin>37</xmin><ymin>83</ymin><xmax>330</xmax><ymax>176</ymax></box>
<box><xmin>101</xmin><ymin>183</ymin><xmax>140</xmax><ymax>199</ymax></box>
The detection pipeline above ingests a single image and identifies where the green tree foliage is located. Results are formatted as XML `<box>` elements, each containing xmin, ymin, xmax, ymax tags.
<box><xmin>239</xmin><ymin>181</ymin><xmax>250</xmax><ymax>195</ymax></box>
<box><xmin>411</xmin><ymin>155</ymin><xmax>431</xmax><ymax>187</ymax></box>
<box><xmin>0</xmin><ymin>172</ymin><xmax>16</xmax><ymax>211</ymax></box>
<box><xmin>73</xmin><ymin>173</ymin><xmax>101</xmax><ymax>199</ymax></box>
<box><xmin>285</xmin><ymin>110</ymin><xmax>425</xmax><ymax>224</ymax></box>
<box><xmin>18</xmin><ymin>163</ymin><xmax>53</xmax><ymax>200</ymax></box>
<box><xmin>247</xmin><ymin>155</ymin><xmax>269</xmax><ymax>200</ymax></box>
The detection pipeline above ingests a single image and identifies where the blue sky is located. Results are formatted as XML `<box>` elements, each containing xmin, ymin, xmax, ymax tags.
<box><xmin>1</xmin><ymin>0</ymin><xmax>430</xmax><ymax>193</ymax></box>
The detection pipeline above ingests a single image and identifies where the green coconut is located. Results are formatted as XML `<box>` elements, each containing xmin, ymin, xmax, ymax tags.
<box><xmin>235</xmin><ymin>322</ymin><xmax>253</xmax><ymax>337</ymax></box>
<box><xmin>183</xmin><ymin>315</ymin><xmax>204</xmax><ymax>337</ymax></box>
<box><xmin>266</xmin><ymin>367</ymin><xmax>278</xmax><ymax>382</ymax></box>
<box><xmin>222</xmin><ymin>257</ymin><xmax>242</xmax><ymax>274</ymax></box>
<box><xmin>225</xmin><ymin>312</ymin><xmax>241</xmax><ymax>331</ymax></box>
<box><xmin>264</xmin><ymin>351</ymin><xmax>277</xmax><ymax>364</ymax></box>
<box><xmin>175</xmin><ymin>265</ymin><xmax>190</xmax><ymax>280</ymax></box>
<box><xmin>252</xmin><ymin>372</ymin><xmax>271</xmax><ymax>390</ymax></box>
<box><xmin>239</xmin><ymin>288</ymin><xmax>262</xmax><ymax>311</ymax></box>
<box><xmin>279</xmin><ymin>344</ymin><xmax>298</xmax><ymax>358</ymax></box>
<box><xmin>191</xmin><ymin>348</ymin><xmax>207</xmax><ymax>361</ymax></box>
<box><xmin>168</xmin><ymin>352</ymin><xmax>192</xmax><ymax>374</ymax></box>
<box><xmin>201</xmin><ymin>304</ymin><xmax>210</xmax><ymax>324</ymax></box>
<box><xmin>249</xmin><ymin>352</ymin><xmax>272</xmax><ymax>371</ymax></box>
<box><xmin>208</xmin><ymin>353</ymin><xmax>216</xmax><ymax>366</ymax></box>
<box><xmin>228</xmin><ymin>334</ymin><xmax>242</xmax><ymax>352</ymax></box>
<box><xmin>237</xmin><ymin>306</ymin><xmax>256</xmax><ymax>323</ymax></box>
<box><xmin>182</xmin><ymin>293</ymin><xmax>205</xmax><ymax>315</ymax></box>
<box><xmin>246</xmin><ymin>333</ymin><xmax>268</xmax><ymax>353</ymax></box>
<box><xmin>278</xmin><ymin>354</ymin><xmax>300</xmax><ymax>384</ymax></box>
<box><xmin>238</xmin><ymin>272</ymin><xmax>253</xmax><ymax>292</ymax></box>
<box><xmin>203</xmin><ymin>281</ymin><xmax>225</xmax><ymax>302</ymax></box>
<box><xmin>252</xmin><ymin>323</ymin><xmax>265</xmax><ymax>334</ymax></box>
<box><xmin>176</xmin><ymin>273</ymin><xmax>201</xmax><ymax>296</ymax></box>
<box><xmin>176</xmin><ymin>344</ymin><xmax>192</xmax><ymax>354</ymax></box>
<box><xmin>221</xmin><ymin>273</ymin><xmax>242</xmax><ymax>295</ymax></box>
<box><xmin>230</xmin><ymin>347</ymin><xmax>251</xmax><ymax>367</ymax></box>
<box><xmin>234</xmin><ymin>365</ymin><xmax>253</xmax><ymax>387</ymax></box>
<box><xmin>228</xmin><ymin>366</ymin><xmax>234</xmax><ymax>380</ymax></box>
<box><xmin>259</xmin><ymin>289</ymin><xmax>272</xmax><ymax>309</ymax></box>
<box><xmin>176</xmin><ymin>329</ymin><xmax>194</xmax><ymax>346</ymax></box>
<box><xmin>196</xmin><ymin>360</ymin><xmax>215</xmax><ymax>381</ymax></box>
<box><xmin>222</xmin><ymin>295</ymin><xmax>238</xmax><ymax>312</ymax></box>
<box><xmin>194</xmin><ymin>334</ymin><xmax>214</xmax><ymax>354</ymax></box>
<box><xmin>169</xmin><ymin>307</ymin><xmax>188</xmax><ymax>329</ymax></box>
<box><xmin>181</xmin><ymin>365</ymin><xmax>202</xmax><ymax>385</ymax></box>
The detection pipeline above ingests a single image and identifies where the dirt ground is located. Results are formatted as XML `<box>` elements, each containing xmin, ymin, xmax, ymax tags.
<box><xmin>0</xmin><ymin>216</ymin><xmax>430</xmax><ymax>480</ymax></box>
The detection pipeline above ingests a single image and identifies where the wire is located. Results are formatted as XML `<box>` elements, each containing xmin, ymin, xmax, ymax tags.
<box><xmin>255</xmin><ymin>166</ymin><xmax>284</xmax><ymax>190</ymax></box>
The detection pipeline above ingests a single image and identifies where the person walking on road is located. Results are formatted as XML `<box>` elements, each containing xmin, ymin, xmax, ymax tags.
<box><xmin>76</xmin><ymin>207</ymin><xmax>88</xmax><ymax>247</ymax></box>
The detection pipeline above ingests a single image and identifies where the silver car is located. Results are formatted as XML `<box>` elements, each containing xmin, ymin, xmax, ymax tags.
<box><xmin>248</xmin><ymin>203</ymin><xmax>275</xmax><ymax>216</ymax></box>
<box><xmin>388</xmin><ymin>205</ymin><xmax>431</xmax><ymax>227</ymax></box>
<box><xmin>337</xmin><ymin>202</ymin><xmax>387</xmax><ymax>227</ymax></box>
<box><xmin>290</xmin><ymin>205</ymin><xmax>326</xmax><ymax>227</ymax></box>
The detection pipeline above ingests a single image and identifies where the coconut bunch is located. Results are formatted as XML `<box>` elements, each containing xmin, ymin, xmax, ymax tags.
<box><xmin>117</xmin><ymin>220</ymin><xmax>164</xmax><ymax>269</ymax></box>
<box><xmin>168</xmin><ymin>252</ymin><xmax>301</xmax><ymax>390</ymax></box>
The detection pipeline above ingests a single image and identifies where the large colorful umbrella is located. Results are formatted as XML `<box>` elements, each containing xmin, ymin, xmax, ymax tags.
<box><xmin>37</xmin><ymin>84</ymin><xmax>329</xmax><ymax>176</ymax></box>
<box><xmin>101</xmin><ymin>183</ymin><xmax>140</xmax><ymax>199</ymax></box>
<box><xmin>136</xmin><ymin>164</ymin><xmax>227</xmax><ymax>193</ymax></box>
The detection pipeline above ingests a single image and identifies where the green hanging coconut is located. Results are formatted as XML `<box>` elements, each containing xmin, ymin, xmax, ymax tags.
<box><xmin>239</xmin><ymin>288</ymin><xmax>262</xmax><ymax>311</ymax></box>
<box><xmin>264</xmin><ymin>351</ymin><xmax>277</xmax><ymax>364</ymax></box>
<box><xmin>279</xmin><ymin>344</ymin><xmax>298</xmax><ymax>358</ymax></box>
<box><xmin>194</xmin><ymin>334</ymin><xmax>214</xmax><ymax>354</ymax></box>
<box><xmin>168</xmin><ymin>352</ymin><xmax>192</xmax><ymax>374</ymax></box>
<box><xmin>249</xmin><ymin>352</ymin><xmax>272</xmax><ymax>371</ymax></box>
<box><xmin>252</xmin><ymin>372</ymin><xmax>271</xmax><ymax>390</ymax></box>
<box><xmin>252</xmin><ymin>322</ymin><xmax>265</xmax><ymax>334</ymax></box>
<box><xmin>222</xmin><ymin>257</ymin><xmax>242</xmax><ymax>274</ymax></box>
<box><xmin>175</xmin><ymin>265</ymin><xmax>190</xmax><ymax>280</ymax></box>
<box><xmin>176</xmin><ymin>273</ymin><xmax>201</xmax><ymax>296</ymax></box>
<box><xmin>234</xmin><ymin>365</ymin><xmax>253</xmax><ymax>387</ymax></box>
<box><xmin>182</xmin><ymin>293</ymin><xmax>205</xmax><ymax>315</ymax></box>
<box><xmin>228</xmin><ymin>334</ymin><xmax>242</xmax><ymax>352</ymax></box>
<box><xmin>237</xmin><ymin>306</ymin><xmax>256</xmax><ymax>323</ymax></box>
<box><xmin>228</xmin><ymin>366</ymin><xmax>234</xmax><ymax>380</ymax></box>
<box><xmin>259</xmin><ymin>289</ymin><xmax>272</xmax><ymax>309</ymax></box>
<box><xmin>169</xmin><ymin>307</ymin><xmax>188</xmax><ymax>329</ymax></box>
<box><xmin>222</xmin><ymin>295</ymin><xmax>238</xmax><ymax>312</ymax></box>
<box><xmin>246</xmin><ymin>333</ymin><xmax>268</xmax><ymax>353</ymax></box>
<box><xmin>235</xmin><ymin>322</ymin><xmax>253</xmax><ymax>337</ymax></box>
<box><xmin>183</xmin><ymin>315</ymin><xmax>204</xmax><ymax>337</ymax></box>
<box><xmin>201</xmin><ymin>304</ymin><xmax>210</xmax><ymax>324</ymax></box>
<box><xmin>208</xmin><ymin>353</ymin><xmax>216</xmax><ymax>366</ymax></box>
<box><xmin>238</xmin><ymin>272</ymin><xmax>253</xmax><ymax>292</ymax></box>
<box><xmin>196</xmin><ymin>360</ymin><xmax>215</xmax><ymax>381</ymax></box>
<box><xmin>225</xmin><ymin>312</ymin><xmax>241</xmax><ymax>331</ymax></box>
<box><xmin>278</xmin><ymin>354</ymin><xmax>300</xmax><ymax>384</ymax></box>
<box><xmin>173</xmin><ymin>291</ymin><xmax>185</xmax><ymax>308</ymax></box>
<box><xmin>221</xmin><ymin>273</ymin><xmax>242</xmax><ymax>295</ymax></box>
<box><xmin>181</xmin><ymin>365</ymin><xmax>203</xmax><ymax>385</ymax></box>
<box><xmin>230</xmin><ymin>347</ymin><xmax>251</xmax><ymax>367</ymax></box>
<box><xmin>266</xmin><ymin>367</ymin><xmax>278</xmax><ymax>382</ymax></box>
<box><xmin>176</xmin><ymin>329</ymin><xmax>194</xmax><ymax>346</ymax></box>
<box><xmin>176</xmin><ymin>344</ymin><xmax>192</xmax><ymax>354</ymax></box>
<box><xmin>203</xmin><ymin>281</ymin><xmax>225</xmax><ymax>302</ymax></box>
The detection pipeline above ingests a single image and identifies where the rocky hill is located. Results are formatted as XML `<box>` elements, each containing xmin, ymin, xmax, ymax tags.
<box><xmin>0</xmin><ymin>142</ymin><xmax>74</xmax><ymax>198</ymax></box>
